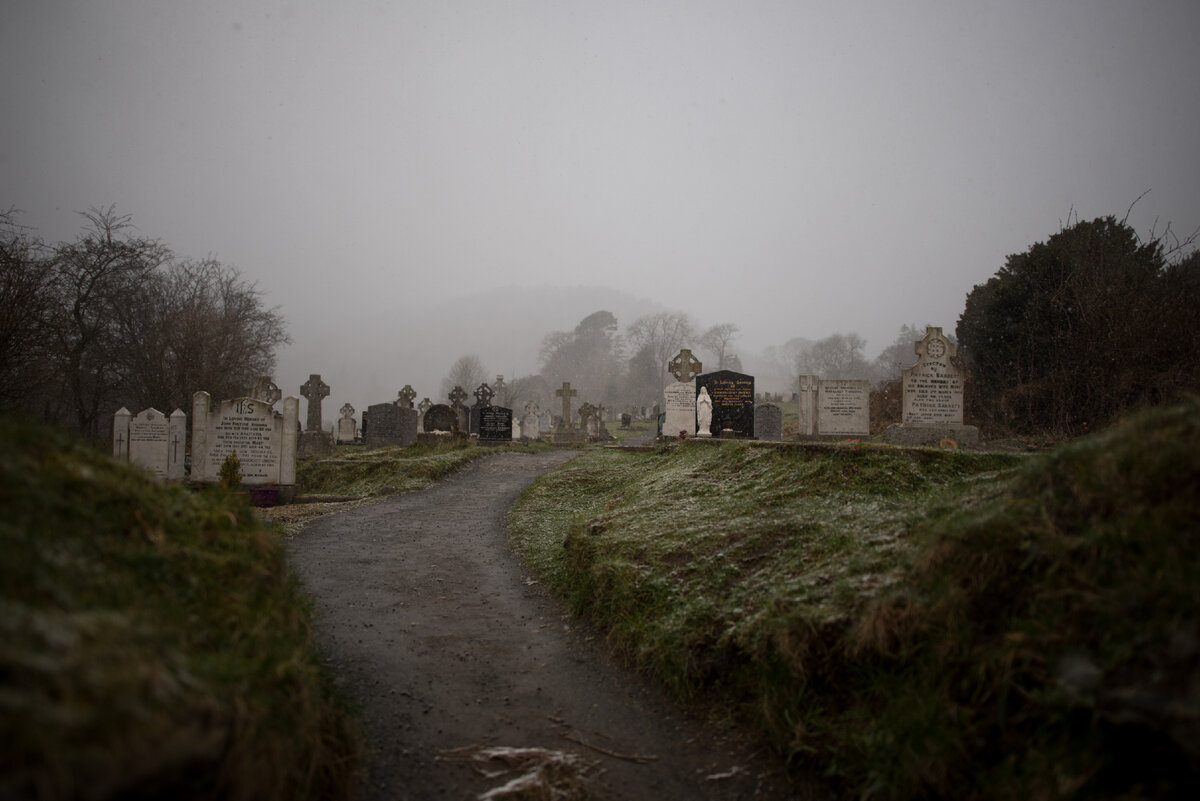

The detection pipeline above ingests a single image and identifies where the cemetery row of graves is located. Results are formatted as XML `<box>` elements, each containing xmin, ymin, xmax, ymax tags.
<box><xmin>113</xmin><ymin>327</ymin><xmax>972</xmax><ymax>496</ymax></box>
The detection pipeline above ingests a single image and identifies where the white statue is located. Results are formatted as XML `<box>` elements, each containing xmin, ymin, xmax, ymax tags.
<box><xmin>696</xmin><ymin>387</ymin><xmax>713</xmax><ymax>437</ymax></box>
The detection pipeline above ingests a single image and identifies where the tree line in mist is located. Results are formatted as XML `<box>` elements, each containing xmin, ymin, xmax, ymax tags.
<box><xmin>1</xmin><ymin>206</ymin><xmax>287</xmax><ymax>439</ymax></box>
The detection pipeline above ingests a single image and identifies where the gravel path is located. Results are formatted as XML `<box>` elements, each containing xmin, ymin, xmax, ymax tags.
<box><xmin>287</xmin><ymin>450</ymin><xmax>821</xmax><ymax>800</ymax></box>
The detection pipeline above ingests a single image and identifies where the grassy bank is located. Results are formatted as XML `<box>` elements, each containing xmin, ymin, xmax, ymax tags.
<box><xmin>508</xmin><ymin>403</ymin><xmax>1200</xmax><ymax>799</ymax></box>
<box><xmin>0</xmin><ymin>419</ymin><xmax>359</xmax><ymax>801</ymax></box>
<box><xmin>296</xmin><ymin>438</ymin><xmax>488</xmax><ymax>497</ymax></box>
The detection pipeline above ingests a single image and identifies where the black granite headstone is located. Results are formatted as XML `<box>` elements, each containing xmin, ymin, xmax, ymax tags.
<box><xmin>695</xmin><ymin>370</ymin><xmax>756</xmax><ymax>438</ymax></box>
<box><xmin>478</xmin><ymin>405</ymin><xmax>513</xmax><ymax>443</ymax></box>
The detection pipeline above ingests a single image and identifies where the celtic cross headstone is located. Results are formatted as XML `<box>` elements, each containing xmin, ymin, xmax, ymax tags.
<box><xmin>300</xmin><ymin>374</ymin><xmax>330</xmax><ymax>432</ymax></box>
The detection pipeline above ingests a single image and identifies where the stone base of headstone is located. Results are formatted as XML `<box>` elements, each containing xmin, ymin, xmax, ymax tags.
<box><xmin>298</xmin><ymin>430</ymin><xmax>334</xmax><ymax>458</ymax></box>
<box><xmin>553</xmin><ymin>430</ymin><xmax>587</xmax><ymax>443</ymax></box>
<box><xmin>416</xmin><ymin>431</ymin><xmax>464</xmax><ymax>447</ymax></box>
<box><xmin>884</xmin><ymin>423</ymin><xmax>980</xmax><ymax>447</ymax></box>
<box><xmin>718</xmin><ymin>429</ymin><xmax>738</xmax><ymax>439</ymax></box>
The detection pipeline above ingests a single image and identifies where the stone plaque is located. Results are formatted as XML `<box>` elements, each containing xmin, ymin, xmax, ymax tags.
<box><xmin>478</xmin><ymin>405</ymin><xmax>513</xmax><ymax>443</ymax></box>
<box><xmin>754</xmin><ymin>403</ymin><xmax>783</xmax><ymax>441</ymax></box>
<box><xmin>663</xmin><ymin>380</ymin><xmax>696</xmax><ymax>437</ymax></box>
<box><xmin>902</xmin><ymin>328</ymin><xmax>964</xmax><ymax>425</ymax></box>
<box><xmin>818</xmin><ymin>379</ymin><xmax>870</xmax><ymax>436</ymax></box>
<box><xmin>424</xmin><ymin>403</ymin><xmax>458</xmax><ymax>432</ymax></box>
<box><xmin>695</xmin><ymin>370</ymin><xmax>755</xmax><ymax>438</ymax></box>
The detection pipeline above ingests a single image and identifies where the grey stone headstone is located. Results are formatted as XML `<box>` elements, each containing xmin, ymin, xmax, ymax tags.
<box><xmin>754</xmin><ymin>403</ymin><xmax>783</xmax><ymax>441</ymax></box>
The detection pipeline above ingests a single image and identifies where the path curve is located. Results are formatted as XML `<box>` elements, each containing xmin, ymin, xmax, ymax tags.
<box><xmin>287</xmin><ymin>451</ymin><xmax>817</xmax><ymax>800</ymax></box>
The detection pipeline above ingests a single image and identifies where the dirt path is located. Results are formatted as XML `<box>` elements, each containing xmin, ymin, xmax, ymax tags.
<box><xmin>287</xmin><ymin>451</ymin><xmax>820</xmax><ymax>800</ymax></box>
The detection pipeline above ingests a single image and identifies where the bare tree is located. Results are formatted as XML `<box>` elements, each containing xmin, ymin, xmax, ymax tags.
<box><xmin>625</xmin><ymin>311</ymin><xmax>694</xmax><ymax>392</ymax></box>
<box><xmin>0</xmin><ymin>210</ymin><xmax>55</xmax><ymax>412</ymax></box>
<box><xmin>697</xmin><ymin>322</ymin><xmax>740</xmax><ymax>371</ymax></box>
<box><xmin>442</xmin><ymin>354</ymin><xmax>489</xmax><ymax>400</ymax></box>
<box><xmin>47</xmin><ymin>206</ymin><xmax>171</xmax><ymax>436</ymax></box>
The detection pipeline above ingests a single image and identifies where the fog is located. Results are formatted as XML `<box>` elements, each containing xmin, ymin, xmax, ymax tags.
<box><xmin>3</xmin><ymin>1</ymin><xmax>1199</xmax><ymax>425</ymax></box>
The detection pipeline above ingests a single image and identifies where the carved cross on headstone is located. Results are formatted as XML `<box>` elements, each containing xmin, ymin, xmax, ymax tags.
<box><xmin>524</xmin><ymin>400</ymin><xmax>539</xmax><ymax>416</ymax></box>
<box><xmin>250</xmin><ymin>376</ymin><xmax>282</xmax><ymax>405</ymax></box>
<box><xmin>115</xmin><ymin>432</ymin><xmax>126</xmax><ymax>458</ymax></box>
<box><xmin>300</xmin><ymin>374</ymin><xmax>330</xmax><ymax>432</ymax></box>
<box><xmin>340</xmin><ymin>403</ymin><xmax>355</xmax><ymax>420</ymax></box>
<box><xmin>474</xmin><ymin>383</ymin><xmax>494</xmax><ymax>406</ymax></box>
<box><xmin>170</xmin><ymin>433</ymin><xmax>181</xmax><ymax>462</ymax></box>
<box><xmin>668</xmin><ymin>349</ymin><xmax>703</xmax><ymax>383</ymax></box>
<box><xmin>396</xmin><ymin>385</ymin><xmax>417</xmax><ymax>409</ymax></box>
<box><xmin>449</xmin><ymin>386</ymin><xmax>468</xmax><ymax>409</ymax></box>
<box><xmin>555</xmin><ymin>382</ymin><xmax>578</xmax><ymax>429</ymax></box>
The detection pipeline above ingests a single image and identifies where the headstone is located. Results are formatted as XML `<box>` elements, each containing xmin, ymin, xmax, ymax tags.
<box><xmin>554</xmin><ymin>382</ymin><xmax>577</xmax><ymax>431</ymax></box>
<box><xmin>449</xmin><ymin>386</ymin><xmax>469</xmax><ymax>431</ymax></box>
<box><xmin>695</xmin><ymin>370</ymin><xmax>755</xmax><ymax>438</ymax></box>
<box><xmin>664</xmin><ymin>381</ymin><xmax>696</xmax><ymax>437</ymax></box>
<box><xmin>512</xmin><ymin>416</ymin><xmax>522</xmax><ymax>440</ymax></box>
<box><xmin>478</xmin><ymin>405</ymin><xmax>513</xmax><ymax>444</ymax></box>
<box><xmin>522</xmin><ymin>402</ymin><xmax>541</xmax><ymax>440</ymax></box>
<box><xmin>190</xmin><ymin>393</ymin><xmax>299</xmax><ymax>486</ymax></box>
<box><xmin>423</xmin><ymin>403</ymin><xmax>458</xmax><ymax>433</ymax></box>
<box><xmin>493</xmin><ymin>375</ymin><xmax>507</xmax><ymax>406</ymax></box>
<box><xmin>885</xmin><ymin>326</ymin><xmax>979</xmax><ymax>446</ymax></box>
<box><xmin>797</xmin><ymin>374</ymin><xmax>819</xmax><ymax>436</ymax></box>
<box><xmin>818</xmin><ymin>380</ymin><xmax>870</xmax><ymax>437</ymax></box>
<box><xmin>667</xmin><ymin>349</ymin><xmax>703</xmax><ymax>383</ymax></box>
<box><xmin>300</xmin><ymin>374</ymin><xmax>330</xmax><ymax>431</ymax></box>
<box><xmin>664</xmin><ymin>349</ymin><xmax>703</xmax><ymax>439</ymax></box>
<box><xmin>620</xmin><ymin>413</ymin><xmax>631</xmax><ymax>429</ymax></box>
<box><xmin>469</xmin><ymin>383</ymin><xmax>494</xmax><ymax>435</ymax></box>
<box><xmin>364</xmin><ymin>402</ymin><xmax>417</xmax><ymax>448</ymax></box>
<box><xmin>337</xmin><ymin>403</ymin><xmax>357</xmax><ymax>444</ymax></box>
<box><xmin>397</xmin><ymin>385</ymin><xmax>417</xmax><ymax>409</ymax></box>
<box><xmin>417</xmin><ymin>398</ymin><xmax>432</xmax><ymax>430</ymax></box>
<box><xmin>539</xmin><ymin>409</ymin><xmax>553</xmax><ymax>435</ymax></box>
<box><xmin>754</xmin><ymin>403</ymin><xmax>783</xmax><ymax>441</ymax></box>
<box><xmin>129</xmin><ymin>407</ymin><xmax>170</xmax><ymax>478</ymax></box>
<box><xmin>112</xmin><ymin>407</ymin><xmax>131</xmax><ymax>460</ymax></box>
<box><xmin>250</xmin><ymin>376</ymin><xmax>282</xmax><ymax>406</ymax></box>
<box><xmin>113</xmin><ymin>406</ymin><xmax>187</xmax><ymax>479</ymax></box>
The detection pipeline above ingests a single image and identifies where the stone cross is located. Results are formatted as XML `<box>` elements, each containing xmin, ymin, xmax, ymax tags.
<box><xmin>668</xmin><ymin>349</ymin><xmax>703</xmax><ymax>383</ymax></box>
<box><xmin>340</xmin><ymin>403</ymin><xmax>355</xmax><ymax>419</ymax></box>
<box><xmin>474</xmin><ymin>383</ymin><xmax>494</xmax><ymax>406</ymax></box>
<box><xmin>397</xmin><ymin>385</ymin><xmax>417</xmax><ymax>408</ymax></box>
<box><xmin>555</xmin><ymin>382</ymin><xmax>578</xmax><ymax>429</ymax></box>
<box><xmin>300</xmin><ymin>374</ymin><xmax>330</xmax><ymax>432</ymax></box>
<box><xmin>250</xmin><ymin>376</ymin><xmax>282</xmax><ymax>405</ymax></box>
<box><xmin>524</xmin><ymin>400</ymin><xmax>539</xmax><ymax>416</ymax></box>
<box><xmin>449</xmin><ymin>386</ymin><xmax>468</xmax><ymax>409</ymax></box>
<box><xmin>418</xmin><ymin>398</ymin><xmax>432</xmax><ymax>416</ymax></box>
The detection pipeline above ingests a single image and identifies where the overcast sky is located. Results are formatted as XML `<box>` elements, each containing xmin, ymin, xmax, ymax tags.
<box><xmin>3</xmin><ymin>1</ymin><xmax>1198</xmax><ymax>414</ymax></box>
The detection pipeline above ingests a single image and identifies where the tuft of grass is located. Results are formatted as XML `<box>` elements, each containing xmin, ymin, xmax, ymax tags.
<box><xmin>509</xmin><ymin>404</ymin><xmax>1200</xmax><ymax>799</ymax></box>
<box><xmin>0</xmin><ymin>417</ymin><xmax>360</xmax><ymax>801</ymax></box>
